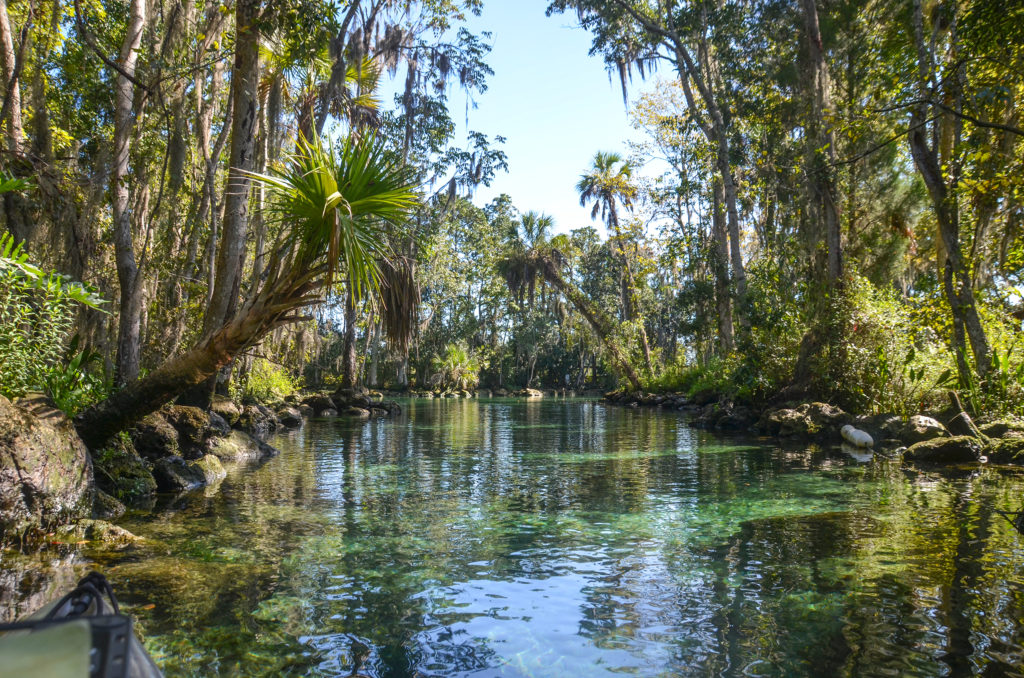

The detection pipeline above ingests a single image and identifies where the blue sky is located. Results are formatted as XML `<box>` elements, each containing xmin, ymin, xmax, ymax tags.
<box><xmin>430</xmin><ymin>1</ymin><xmax>651</xmax><ymax>235</ymax></box>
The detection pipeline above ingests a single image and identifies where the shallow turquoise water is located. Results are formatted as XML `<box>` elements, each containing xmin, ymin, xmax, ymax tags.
<box><xmin>19</xmin><ymin>398</ymin><xmax>1024</xmax><ymax>676</ymax></box>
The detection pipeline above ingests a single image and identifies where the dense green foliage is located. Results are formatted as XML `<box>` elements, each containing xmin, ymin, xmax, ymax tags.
<box><xmin>0</xmin><ymin>0</ymin><xmax>1021</xmax><ymax>419</ymax></box>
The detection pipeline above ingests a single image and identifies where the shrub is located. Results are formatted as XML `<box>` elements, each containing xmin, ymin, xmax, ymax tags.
<box><xmin>0</xmin><ymin>233</ymin><xmax>106</xmax><ymax>408</ymax></box>
<box><xmin>431</xmin><ymin>343</ymin><xmax>483</xmax><ymax>391</ymax></box>
<box><xmin>239</xmin><ymin>358</ymin><xmax>302</xmax><ymax>402</ymax></box>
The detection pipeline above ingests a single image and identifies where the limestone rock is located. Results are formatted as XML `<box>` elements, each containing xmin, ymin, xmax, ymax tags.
<box><xmin>297</xmin><ymin>403</ymin><xmax>314</xmax><ymax>418</ymax></box>
<box><xmin>0</xmin><ymin>396</ymin><xmax>94</xmax><ymax>540</ymax></box>
<box><xmin>194</xmin><ymin>454</ymin><xmax>226</xmax><ymax>485</ymax></box>
<box><xmin>54</xmin><ymin>519</ymin><xmax>139</xmax><ymax>548</ymax></box>
<box><xmin>129</xmin><ymin>412</ymin><xmax>180</xmax><ymax>460</ymax></box>
<box><xmin>91</xmin><ymin>490</ymin><xmax>125</xmax><ymax>520</ymax></box>
<box><xmin>90</xmin><ymin>434</ymin><xmax>157</xmax><ymax>503</ymax></box>
<box><xmin>277</xmin><ymin>406</ymin><xmax>303</xmax><ymax>428</ymax></box>
<box><xmin>162</xmin><ymin>405</ymin><xmax>213</xmax><ymax>458</ymax></box>
<box><xmin>320</xmin><ymin>407</ymin><xmax>338</xmax><ymax>417</ymax></box>
<box><xmin>303</xmin><ymin>393</ymin><xmax>337</xmax><ymax>415</ymax></box>
<box><xmin>900</xmin><ymin>415</ymin><xmax>948</xmax><ymax>445</ymax></box>
<box><xmin>903</xmin><ymin>436</ymin><xmax>982</xmax><ymax>464</ymax></box>
<box><xmin>210</xmin><ymin>395</ymin><xmax>242</xmax><ymax>426</ymax></box>
<box><xmin>342</xmin><ymin>406</ymin><xmax>370</xmax><ymax>419</ymax></box>
<box><xmin>208</xmin><ymin>430</ymin><xmax>279</xmax><ymax>463</ymax></box>
<box><xmin>236</xmin><ymin>404</ymin><xmax>279</xmax><ymax>439</ymax></box>
<box><xmin>986</xmin><ymin>438</ymin><xmax>1024</xmax><ymax>465</ymax></box>
<box><xmin>151</xmin><ymin>456</ymin><xmax>206</xmax><ymax>493</ymax></box>
<box><xmin>759</xmin><ymin>402</ymin><xmax>849</xmax><ymax>439</ymax></box>
<box><xmin>980</xmin><ymin>419</ymin><xmax>1024</xmax><ymax>440</ymax></box>
<box><xmin>207</xmin><ymin>411</ymin><xmax>232</xmax><ymax>437</ymax></box>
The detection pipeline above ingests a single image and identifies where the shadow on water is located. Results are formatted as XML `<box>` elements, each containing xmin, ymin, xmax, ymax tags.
<box><xmin>5</xmin><ymin>398</ymin><xmax>1024</xmax><ymax>676</ymax></box>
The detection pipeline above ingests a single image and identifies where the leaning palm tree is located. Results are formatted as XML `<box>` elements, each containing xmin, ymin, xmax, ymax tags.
<box><xmin>76</xmin><ymin>133</ymin><xmax>419</xmax><ymax>447</ymax></box>
<box><xmin>577</xmin><ymin>151</ymin><xmax>653</xmax><ymax>376</ymax></box>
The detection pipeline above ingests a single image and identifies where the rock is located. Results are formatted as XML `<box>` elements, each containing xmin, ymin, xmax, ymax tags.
<box><xmin>92</xmin><ymin>490</ymin><xmax>125</xmax><ymax>520</ymax></box>
<box><xmin>193</xmin><ymin>454</ymin><xmax>226</xmax><ymax>485</ymax></box>
<box><xmin>303</xmin><ymin>393</ymin><xmax>336</xmax><ymax>415</ymax></box>
<box><xmin>979</xmin><ymin>419</ymin><xmax>1024</xmax><ymax>440</ymax></box>
<box><xmin>759</xmin><ymin>402</ymin><xmax>849</xmax><ymax>439</ymax></box>
<box><xmin>54</xmin><ymin>520</ymin><xmax>139</xmax><ymax>548</ymax></box>
<box><xmin>209</xmin><ymin>430</ymin><xmax>279</xmax><ymax>463</ymax></box>
<box><xmin>207</xmin><ymin>411</ymin><xmax>232</xmax><ymax>437</ymax></box>
<box><xmin>210</xmin><ymin>395</ymin><xmax>242</xmax><ymax>426</ymax></box>
<box><xmin>236</xmin><ymin>404</ymin><xmax>277</xmax><ymax>439</ymax></box>
<box><xmin>90</xmin><ymin>435</ymin><xmax>157</xmax><ymax>503</ymax></box>
<box><xmin>986</xmin><ymin>438</ymin><xmax>1024</xmax><ymax>464</ymax></box>
<box><xmin>320</xmin><ymin>407</ymin><xmax>338</xmax><ymax>417</ymax></box>
<box><xmin>900</xmin><ymin>415</ymin><xmax>949</xmax><ymax>445</ymax></box>
<box><xmin>520</xmin><ymin>388</ymin><xmax>543</xmax><ymax>398</ymax></box>
<box><xmin>494</xmin><ymin>388</ymin><xmax>509</xmax><ymax>397</ymax></box>
<box><xmin>277</xmin><ymin>406</ymin><xmax>303</xmax><ymax>428</ymax></box>
<box><xmin>129</xmin><ymin>412</ymin><xmax>180</xmax><ymax>460</ymax></box>
<box><xmin>284</xmin><ymin>394</ymin><xmax>299</xmax><ymax>404</ymax></box>
<box><xmin>904</xmin><ymin>436</ymin><xmax>982</xmax><ymax>464</ymax></box>
<box><xmin>853</xmin><ymin>413</ymin><xmax>902</xmax><ymax>442</ymax></box>
<box><xmin>0</xmin><ymin>396</ymin><xmax>94</xmax><ymax>540</ymax></box>
<box><xmin>717</xmin><ymin>405</ymin><xmax>756</xmax><ymax>431</ymax></box>
<box><xmin>151</xmin><ymin>456</ymin><xmax>206</xmax><ymax>493</ymax></box>
<box><xmin>162</xmin><ymin>405</ymin><xmax>213</xmax><ymax>458</ymax></box>
<box><xmin>369</xmin><ymin>400</ymin><xmax>401</xmax><ymax>416</ymax></box>
<box><xmin>342</xmin><ymin>406</ymin><xmax>371</xmax><ymax>419</ymax></box>
<box><xmin>297</xmin><ymin>403</ymin><xmax>314</xmax><ymax>418</ymax></box>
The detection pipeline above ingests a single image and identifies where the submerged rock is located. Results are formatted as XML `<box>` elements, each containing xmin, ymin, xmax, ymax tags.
<box><xmin>0</xmin><ymin>396</ymin><xmax>94</xmax><ymax>541</ymax></box>
<box><xmin>53</xmin><ymin>519</ymin><xmax>139</xmax><ymax>548</ymax></box>
<box><xmin>903</xmin><ymin>436</ymin><xmax>982</xmax><ymax>464</ymax></box>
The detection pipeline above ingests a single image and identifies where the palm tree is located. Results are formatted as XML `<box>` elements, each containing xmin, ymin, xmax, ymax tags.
<box><xmin>76</xmin><ymin>133</ymin><xmax>419</xmax><ymax>447</ymax></box>
<box><xmin>519</xmin><ymin>211</ymin><xmax>554</xmax><ymax>249</ymax></box>
<box><xmin>576</xmin><ymin>151</ymin><xmax>653</xmax><ymax>377</ymax></box>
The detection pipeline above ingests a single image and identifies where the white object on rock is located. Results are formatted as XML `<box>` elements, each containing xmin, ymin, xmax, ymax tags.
<box><xmin>841</xmin><ymin>424</ymin><xmax>874</xmax><ymax>449</ymax></box>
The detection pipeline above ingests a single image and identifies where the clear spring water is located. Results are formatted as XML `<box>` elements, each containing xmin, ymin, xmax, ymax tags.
<box><xmin>8</xmin><ymin>398</ymin><xmax>1024</xmax><ymax>677</ymax></box>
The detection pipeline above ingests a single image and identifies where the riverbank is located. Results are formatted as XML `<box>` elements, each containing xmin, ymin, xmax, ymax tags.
<box><xmin>602</xmin><ymin>390</ymin><xmax>1024</xmax><ymax>465</ymax></box>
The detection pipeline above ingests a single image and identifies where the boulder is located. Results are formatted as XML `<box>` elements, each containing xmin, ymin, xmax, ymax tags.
<box><xmin>494</xmin><ymin>388</ymin><xmax>509</xmax><ymax>397</ymax></box>
<box><xmin>986</xmin><ymin>438</ymin><xmax>1024</xmax><ymax>465</ymax></box>
<box><xmin>760</xmin><ymin>402</ymin><xmax>849</xmax><ymax>439</ymax></box>
<box><xmin>236</xmin><ymin>404</ymin><xmax>278</xmax><ymax>439</ymax></box>
<box><xmin>129</xmin><ymin>412</ymin><xmax>180</xmax><ymax>460</ymax></box>
<box><xmin>150</xmin><ymin>456</ymin><xmax>207</xmax><ymax>493</ymax></box>
<box><xmin>342</xmin><ymin>406</ymin><xmax>371</xmax><ymax>419</ymax></box>
<box><xmin>210</xmin><ymin>395</ymin><xmax>242</xmax><ymax>426</ymax></box>
<box><xmin>320</xmin><ymin>408</ymin><xmax>339</xmax><ymax>417</ymax></box>
<box><xmin>900</xmin><ymin>415</ymin><xmax>949</xmax><ymax>445</ymax></box>
<box><xmin>277</xmin><ymin>406</ymin><xmax>303</xmax><ymax>428</ymax></box>
<box><xmin>853</xmin><ymin>413</ymin><xmax>902</xmax><ymax>442</ymax></box>
<box><xmin>979</xmin><ymin>419</ymin><xmax>1024</xmax><ymax>440</ymax></box>
<box><xmin>209</xmin><ymin>430</ymin><xmax>279</xmax><ymax>464</ymax></box>
<box><xmin>903</xmin><ymin>436</ymin><xmax>982</xmax><ymax>464</ymax></box>
<box><xmin>0</xmin><ymin>396</ymin><xmax>94</xmax><ymax>540</ymax></box>
<box><xmin>303</xmin><ymin>393</ymin><xmax>337</xmax><ymax>414</ymax></box>
<box><xmin>162</xmin><ymin>405</ymin><xmax>213</xmax><ymax>458</ymax></box>
<box><xmin>369</xmin><ymin>400</ymin><xmax>401</xmax><ymax>416</ymax></box>
<box><xmin>207</xmin><ymin>411</ymin><xmax>232</xmax><ymax>437</ymax></box>
<box><xmin>90</xmin><ymin>435</ymin><xmax>157</xmax><ymax>503</ymax></box>
<box><xmin>92</xmin><ymin>490</ymin><xmax>125</xmax><ymax>520</ymax></box>
<box><xmin>519</xmin><ymin>388</ymin><xmax>543</xmax><ymax>398</ymax></box>
<box><xmin>193</xmin><ymin>454</ymin><xmax>226</xmax><ymax>485</ymax></box>
<box><xmin>297</xmin><ymin>403</ymin><xmax>314</xmax><ymax>418</ymax></box>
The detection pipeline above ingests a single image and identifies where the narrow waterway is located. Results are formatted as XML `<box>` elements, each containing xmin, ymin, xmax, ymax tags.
<box><xmin>6</xmin><ymin>398</ymin><xmax>1024</xmax><ymax>677</ymax></box>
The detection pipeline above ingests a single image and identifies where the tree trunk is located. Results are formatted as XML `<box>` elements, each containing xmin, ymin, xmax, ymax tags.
<box><xmin>111</xmin><ymin>0</ymin><xmax>146</xmax><ymax>386</ymax></box>
<box><xmin>712</xmin><ymin>178</ymin><xmax>734</xmax><ymax>352</ymax></box>
<box><xmin>801</xmin><ymin>0</ymin><xmax>842</xmax><ymax>287</ymax></box>
<box><xmin>341</xmin><ymin>288</ymin><xmax>358</xmax><ymax>388</ymax></box>
<box><xmin>0</xmin><ymin>0</ymin><xmax>24</xmax><ymax>155</ymax></box>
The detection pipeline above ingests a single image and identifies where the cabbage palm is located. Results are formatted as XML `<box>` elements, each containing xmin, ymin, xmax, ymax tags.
<box><xmin>577</xmin><ymin>151</ymin><xmax>653</xmax><ymax>376</ymax></box>
<box><xmin>77</xmin><ymin>134</ymin><xmax>419</xmax><ymax>447</ymax></box>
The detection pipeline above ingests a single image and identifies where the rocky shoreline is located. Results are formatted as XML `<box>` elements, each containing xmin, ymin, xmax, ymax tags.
<box><xmin>602</xmin><ymin>391</ymin><xmax>1024</xmax><ymax>466</ymax></box>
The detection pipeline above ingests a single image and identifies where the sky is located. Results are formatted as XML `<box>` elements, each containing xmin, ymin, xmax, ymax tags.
<box><xmin>419</xmin><ymin>0</ymin><xmax>653</xmax><ymax>236</ymax></box>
